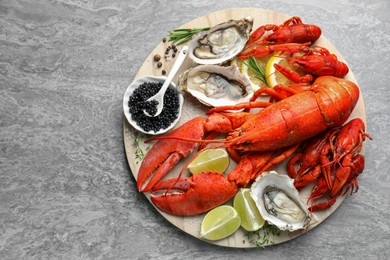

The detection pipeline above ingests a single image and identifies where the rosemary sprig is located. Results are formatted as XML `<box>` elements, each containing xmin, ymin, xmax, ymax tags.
<box><xmin>168</xmin><ymin>27</ymin><xmax>210</xmax><ymax>45</ymax></box>
<box><xmin>244</xmin><ymin>55</ymin><xmax>268</xmax><ymax>85</ymax></box>
<box><xmin>242</xmin><ymin>223</ymin><xmax>281</xmax><ymax>248</ymax></box>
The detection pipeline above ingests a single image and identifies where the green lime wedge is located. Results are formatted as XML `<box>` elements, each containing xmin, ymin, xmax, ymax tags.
<box><xmin>233</xmin><ymin>188</ymin><xmax>265</xmax><ymax>231</ymax></box>
<box><xmin>200</xmin><ymin>205</ymin><xmax>241</xmax><ymax>241</ymax></box>
<box><xmin>188</xmin><ymin>148</ymin><xmax>230</xmax><ymax>175</ymax></box>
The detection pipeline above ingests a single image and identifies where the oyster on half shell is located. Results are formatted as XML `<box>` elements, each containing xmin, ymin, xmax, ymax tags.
<box><xmin>178</xmin><ymin>64</ymin><xmax>253</xmax><ymax>108</ymax></box>
<box><xmin>188</xmin><ymin>17</ymin><xmax>253</xmax><ymax>65</ymax></box>
<box><xmin>250</xmin><ymin>171</ymin><xmax>311</xmax><ymax>232</ymax></box>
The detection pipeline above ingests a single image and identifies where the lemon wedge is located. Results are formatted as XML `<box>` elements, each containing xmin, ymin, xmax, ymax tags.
<box><xmin>200</xmin><ymin>205</ymin><xmax>241</xmax><ymax>241</ymax></box>
<box><xmin>231</xmin><ymin>56</ymin><xmax>270</xmax><ymax>91</ymax></box>
<box><xmin>233</xmin><ymin>188</ymin><xmax>265</xmax><ymax>231</ymax></box>
<box><xmin>265</xmin><ymin>51</ymin><xmax>306</xmax><ymax>88</ymax></box>
<box><xmin>187</xmin><ymin>148</ymin><xmax>229</xmax><ymax>175</ymax></box>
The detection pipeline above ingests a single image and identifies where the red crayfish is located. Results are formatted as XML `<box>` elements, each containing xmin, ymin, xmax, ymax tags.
<box><xmin>288</xmin><ymin>118</ymin><xmax>372</xmax><ymax>211</ymax></box>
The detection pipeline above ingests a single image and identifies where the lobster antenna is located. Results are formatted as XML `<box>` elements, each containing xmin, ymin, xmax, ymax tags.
<box><xmin>145</xmin><ymin>135</ymin><xmax>229</xmax><ymax>144</ymax></box>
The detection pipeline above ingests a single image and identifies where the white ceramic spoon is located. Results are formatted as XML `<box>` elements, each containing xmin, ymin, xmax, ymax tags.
<box><xmin>143</xmin><ymin>46</ymin><xmax>188</xmax><ymax>117</ymax></box>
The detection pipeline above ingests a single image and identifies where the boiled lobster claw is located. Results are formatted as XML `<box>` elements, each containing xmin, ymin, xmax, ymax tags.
<box><xmin>137</xmin><ymin>117</ymin><xmax>206</xmax><ymax>192</ymax></box>
<box><xmin>150</xmin><ymin>148</ymin><xmax>298</xmax><ymax>216</ymax></box>
<box><xmin>151</xmin><ymin>172</ymin><xmax>238</xmax><ymax>216</ymax></box>
<box><xmin>140</xmin><ymin>110</ymin><xmax>301</xmax><ymax>216</ymax></box>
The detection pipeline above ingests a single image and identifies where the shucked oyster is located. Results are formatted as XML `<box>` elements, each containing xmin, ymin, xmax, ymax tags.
<box><xmin>250</xmin><ymin>171</ymin><xmax>311</xmax><ymax>232</ymax></box>
<box><xmin>188</xmin><ymin>17</ymin><xmax>253</xmax><ymax>65</ymax></box>
<box><xmin>178</xmin><ymin>64</ymin><xmax>253</xmax><ymax>107</ymax></box>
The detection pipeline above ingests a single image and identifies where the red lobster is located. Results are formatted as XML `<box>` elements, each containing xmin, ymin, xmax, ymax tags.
<box><xmin>137</xmin><ymin>76</ymin><xmax>360</xmax><ymax>216</ymax></box>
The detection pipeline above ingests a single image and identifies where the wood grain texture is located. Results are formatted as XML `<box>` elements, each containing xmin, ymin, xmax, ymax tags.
<box><xmin>123</xmin><ymin>8</ymin><xmax>366</xmax><ymax>248</ymax></box>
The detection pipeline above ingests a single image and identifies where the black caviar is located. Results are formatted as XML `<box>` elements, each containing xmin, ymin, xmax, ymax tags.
<box><xmin>128</xmin><ymin>81</ymin><xmax>180</xmax><ymax>133</ymax></box>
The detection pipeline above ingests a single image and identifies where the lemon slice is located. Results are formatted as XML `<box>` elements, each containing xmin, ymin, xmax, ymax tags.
<box><xmin>188</xmin><ymin>148</ymin><xmax>230</xmax><ymax>175</ymax></box>
<box><xmin>231</xmin><ymin>56</ymin><xmax>270</xmax><ymax>91</ymax></box>
<box><xmin>265</xmin><ymin>51</ymin><xmax>305</xmax><ymax>88</ymax></box>
<box><xmin>233</xmin><ymin>188</ymin><xmax>265</xmax><ymax>231</ymax></box>
<box><xmin>200</xmin><ymin>205</ymin><xmax>241</xmax><ymax>241</ymax></box>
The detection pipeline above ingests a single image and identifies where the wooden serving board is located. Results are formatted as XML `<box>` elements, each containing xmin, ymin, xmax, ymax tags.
<box><xmin>123</xmin><ymin>8</ymin><xmax>366</xmax><ymax>248</ymax></box>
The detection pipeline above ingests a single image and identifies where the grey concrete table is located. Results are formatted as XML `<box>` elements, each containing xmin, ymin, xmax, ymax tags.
<box><xmin>1</xmin><ymin>0</ymin><xmax>389</xmax><ymax>259</ymax></box>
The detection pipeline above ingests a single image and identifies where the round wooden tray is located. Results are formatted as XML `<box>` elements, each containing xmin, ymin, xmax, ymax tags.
<box><xmin>123</xmin><ymin>8</ymin><xmax>366</xmax><ymax>248</ymax></box>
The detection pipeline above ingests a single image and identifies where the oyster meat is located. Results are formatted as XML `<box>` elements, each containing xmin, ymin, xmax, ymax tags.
<box><xmin>178</xmin><ymin>64</ymin><xmax>253</xmax><ymax>107</ymax></box>
<box><xmin>188</xmin><ymin>17</ymin><xmax>253</xmax><ymax>65</ymax></box>
<box><xmin>250</xmin><ymin>171</ymin><xmax>311</xmax><ymax>232</ymax></box>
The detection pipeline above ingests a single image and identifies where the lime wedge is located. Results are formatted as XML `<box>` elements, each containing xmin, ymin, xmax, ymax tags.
<box><xmin>233</xmin><ymin>188</ymin><xmax>265</xmax><ymax>231</ymax></box>
<box><xmin>200</xmin><ymin>205</ymin><xmax>241</xmax><ymax>241</ymax></box>
<box><xmin>188</xmin><ymin>148</ymin><xmax>230</xmax><ymax>175</ymax></box>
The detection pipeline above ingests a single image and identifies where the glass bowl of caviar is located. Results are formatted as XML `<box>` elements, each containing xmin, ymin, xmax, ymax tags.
<box><xmin>123</xmin><ymin>75</ymin><xmax>184</xmax><ymax>135</ymax></box>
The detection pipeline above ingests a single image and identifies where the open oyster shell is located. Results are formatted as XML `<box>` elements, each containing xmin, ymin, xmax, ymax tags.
<box><xmin>188</xmin><ymin>17</ymin><xmax>253</xmax><ymax>65</ymax></box>
<box><xmin>178</xmin><ymin>64</ymin><xmax>253</xmax><ymax>108</ymax></box>
<box><xmin>250</xmin><ymin>171</ymin><xmax>311</xmax><ymax>232</ymax></box>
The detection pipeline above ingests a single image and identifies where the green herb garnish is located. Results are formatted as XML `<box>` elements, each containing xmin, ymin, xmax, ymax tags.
<box><xmin>244</xmin><ymin>55</ymin><xmax>268</xmax><ymax>85</ymax></box>
<box><xmin>242</xmin><ymin>223</ymin><xmax>282</xmax><ymax>248</ymax></box>
<box><xmin>168</xmin><ymin>27</ymin><xmax>211</xmax><ymax>45</ymax></box>
<box><xmin>133</xmin><ymin>133</ymin><xmax>149</xmax><ymax>164</ymax></box>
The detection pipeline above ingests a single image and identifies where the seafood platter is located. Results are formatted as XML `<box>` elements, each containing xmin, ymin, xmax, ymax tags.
<box><xmin>123</xmin><ymin>8</ymin><xmax>371</xmax><ymax>247</ymax></box>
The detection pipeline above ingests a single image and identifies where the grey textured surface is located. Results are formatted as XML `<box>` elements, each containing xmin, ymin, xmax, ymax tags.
<box><xmin>1</xmin><ymin>0</ymin><xmax>389</xmax><ymax>259</ymax></box>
